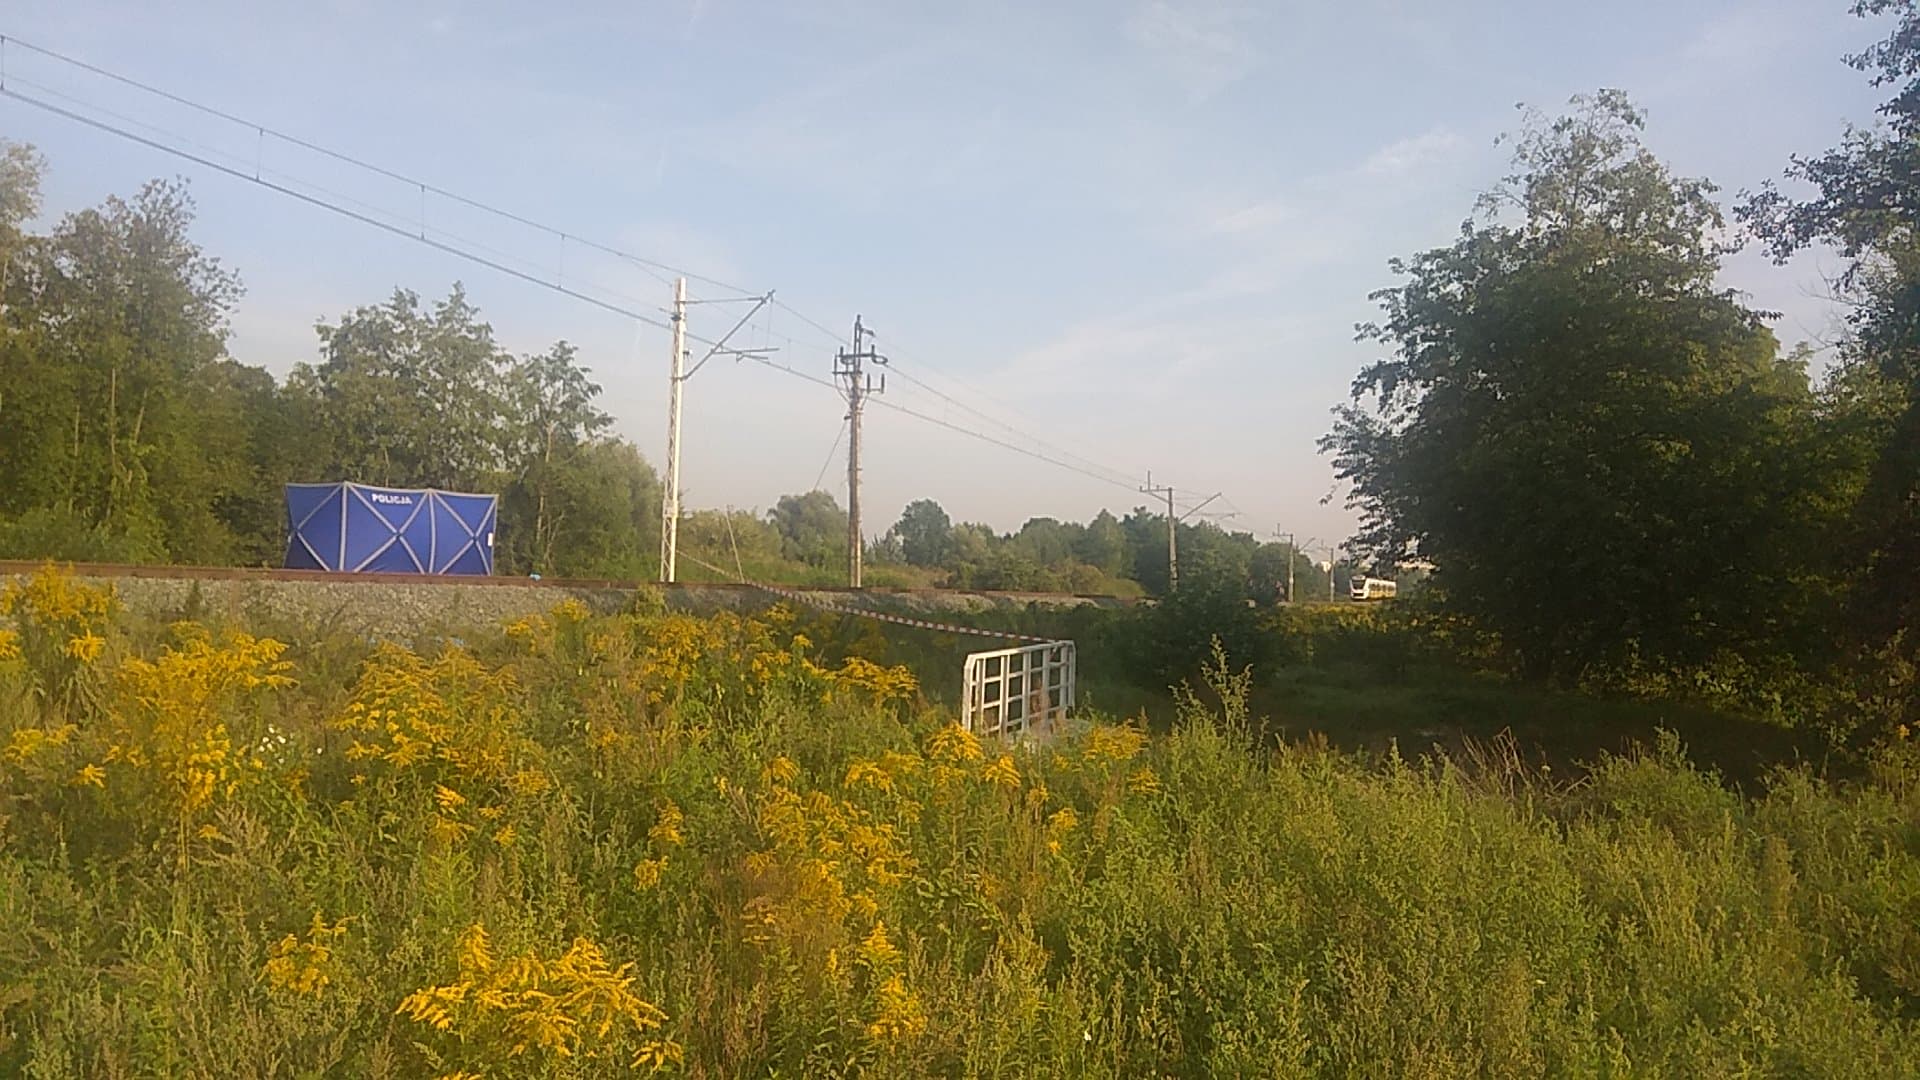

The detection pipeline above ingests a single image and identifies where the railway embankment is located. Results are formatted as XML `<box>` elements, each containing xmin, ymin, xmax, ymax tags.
<box><xmin>0</xmin><ymin>561</ymin><xmax>1131</xmax><ymax>639</ymax></box>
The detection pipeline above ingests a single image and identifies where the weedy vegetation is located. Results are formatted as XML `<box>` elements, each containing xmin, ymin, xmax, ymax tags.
<box><xmin>1</xmin><ymin>566</ymin><xmax>1917</xmax><ymax>1077</ymax></box>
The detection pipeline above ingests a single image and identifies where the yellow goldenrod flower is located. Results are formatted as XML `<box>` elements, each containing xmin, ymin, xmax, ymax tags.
<box><xmin>648</xmin><ymin>801</ymin><xmax>685</xmax><ymax>847</ymax></box>
<box><xmin>632</xmin><ymin>1040</ymin><xmax>685</xmax><ymax>1071</ymax></box>
<box><xmin>858</xmin><ymin>921</ymin><xmax>902</xmax><ymax>970</ymax></box>
<box><xmin>866</xmin><ymin>973</ymin><xmax>928</xmax><ymax>1044</ymax></box>
<box><xmin>983</xmin><ymin>754</ymin><xmax>1022</xmax><ymax>790</ymax></box>
<box><xmin>1084</xmin><ymin>723</ymin><xmax>1148</xmax><ymax>764</ymax></box>
<box><xmin>64</xmin><ymin>632</ymin><xmax>106</xmax><ymax>663</ymax></box>
<box><xmin>926</xmin><ymin>724</ymin><xmax>984</xmax><ymax>764</ymax></box>
<box><xmin>1128</xmin><ymin>767</ymin><xmax>1165</xmax><ymax>795</ymax></box>
<box><xmin>763</xmin><ymin>755</ymin><xmax>800</xmax><ymax>785</ymax></box>
<box><xmin>263</xmin><ymin>914</ymin><xmax>348</xmax><ymax>998</ymax></box>
<box><xmin>845</xmin><ymin>759</ymin><xmax>894</xmax><ymax>793</ymax></box>
<box><xmin>633</xmin><ymin>857</ymin><xmax>666</xmax><ymax>890</ymax></box>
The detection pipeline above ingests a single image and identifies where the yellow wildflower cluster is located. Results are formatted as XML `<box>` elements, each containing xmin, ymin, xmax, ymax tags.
<box><xmin>648</xmin><ymin>800</ymin><xmax>685</xmax><ymax>846</ymax></box>
<box><xmin>335</xmin><ymin>645</ymin><xmax>524</xmax><ymax>777</ymax></box>
<box><xmin>632</xmin><ymin>857</ymin><xmax>667</xmax><ymax>890</ymax></box>
<box><xmin>106</xmin><ymin>632</ymin><xmax>294</xmax><ymax>821</ymax></box>
<box><xmin>809</xmin><ymin>655</ymin><xmax>920</xmax><ymax>704</ymax></box>
<box><xmin>1128</xmin><ymin>766</ymin><xmax>1165</xmax><ymax>795</ymax></box>
<box><xmin>333</xmin><ymin>645</ymin><xmax>553</xmax><ymax>845</ymax></box>
<box><xmin>263</xmin><ymin>914</ymin><xmax>350</xmax><ymax>998</ymax></box>
<box><xmin>630</xmin><ymin>799</ymin><xmax>685</xmax><ymax>891</ymax></box>
<box><xmin>501</xmin><ymin>612</ymin><xmax>553</xmax><ymax>653</ymax></box>
<box><xmin>4</xmin><ymin>723</ymin><xmax>76</xmax><ymax>764</ymax></box>
<box><xmin>0</xmin><ymin>564</ymin><xmax>117</xmax><ymax>690</ymax></box>
<box><xmin>762</xmin><ymin>755</ymin><xmax>800</xmax><ymax>785</ymax></box>
<box><xmin>1046</xmin><ymin>806</ymin><xmax>1080</xmax><ymax>855</ymax></box>
<box><xmin>396</xmin><ymin>923</ymin><xmax>680</xmax><ymax>1071</ymax></box>
<box><xmin>926</xmin><ymin>723</ymin><xmax>985</xmax><ymax>765</ymax></box>
<box><xmin>1082</xmin><ymin>722</ymin><xmax>1148</xmax><ymax>765</ymax></box>
<box><xmin>635</xmin><ymin>612</ymin><xmax>775</xmax><ymax>705</ymax></box>
<box><xmin>867</xmin><ymin>973</ymin><xmax>929</xmax><ymax>1044</ymax></box>
<box><xmin>742</xmin><ymin>763</ymin><xmax>917</xmax><ymax>963</ymax></box>
<box><xmin>982</xmin><ymin>753</ymin><xmax>1023</xmax><ymax>790</ymax></box>
<box><xmin>853</xmin><ymin>923</ymin><xmax>926</xmax><ymax>1044</ymax></box>
<box><xmin>0</xmin><ymin>564</ymin><xmax>115</xmax><ymax>634</ymax></box>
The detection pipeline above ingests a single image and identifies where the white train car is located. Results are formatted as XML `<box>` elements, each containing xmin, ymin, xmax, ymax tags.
<box><xmin>1349</xmin><ymin>576</ymin><xmax>1397</xmax><ymax>601</ymax></box>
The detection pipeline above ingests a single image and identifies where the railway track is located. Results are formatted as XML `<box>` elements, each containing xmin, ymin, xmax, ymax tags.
<box><xmin>0</xmin><ymin>559</ymin><xmax>1138</xmax><ymax>607</ymax></box>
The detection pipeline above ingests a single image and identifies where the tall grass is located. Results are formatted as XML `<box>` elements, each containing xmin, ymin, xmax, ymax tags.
<box><xmin>1</xmin><ymin>567</ymin><xmax>1916</xmax><ymax>1076</ymax></box>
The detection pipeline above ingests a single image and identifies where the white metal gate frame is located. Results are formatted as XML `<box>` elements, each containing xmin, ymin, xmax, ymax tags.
<box><xmin>962</xmin><ymin>640</ymin><xmax>1076</xmax><ymax>738</ymax></box>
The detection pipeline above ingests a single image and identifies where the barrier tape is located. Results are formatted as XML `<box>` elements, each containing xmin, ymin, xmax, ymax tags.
<box><xmin>676</xmin><ymin>553</ymin><xmax>1062</xmax><ymax>646</ymax></box>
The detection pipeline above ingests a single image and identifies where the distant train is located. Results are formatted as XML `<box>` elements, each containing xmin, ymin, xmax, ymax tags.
<box><xmin>1349</xmin><ymin>576</ymin><xmax>1397</xmax><ymax>601</ymax></box>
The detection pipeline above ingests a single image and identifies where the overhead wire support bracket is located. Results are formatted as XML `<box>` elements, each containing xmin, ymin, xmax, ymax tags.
<box><xmin>681</xmin><ymin>291</ymin><xmax>776</xmax><ymax>381</ymax></box>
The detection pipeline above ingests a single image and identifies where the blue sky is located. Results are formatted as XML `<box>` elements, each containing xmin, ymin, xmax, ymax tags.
<box><xmin>0</xmin><ymin>1</ymin><xmax>1894</xmax><ymax>549</ymax></box>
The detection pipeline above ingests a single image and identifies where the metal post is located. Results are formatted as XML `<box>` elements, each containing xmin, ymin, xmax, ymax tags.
<box><xmin>1284</xmin><ymin>530</ymin><xmax>1295</xmax><ymax>605</ymax></box>
<box><xmin>847</xmin><ymin>318</ymin><xmax>864</xmax><ymax>588</ymax></box>
<box><xmin>660</xmin><ymin>277</ymin><xmax>686</xmax><ymax>582</ymax></box>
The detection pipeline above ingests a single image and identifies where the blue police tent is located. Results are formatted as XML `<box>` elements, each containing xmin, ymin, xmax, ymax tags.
<box><xmin>284</xmin><ymin>482</ymin><xmax>497</xmax><ymax>575</ymax></box>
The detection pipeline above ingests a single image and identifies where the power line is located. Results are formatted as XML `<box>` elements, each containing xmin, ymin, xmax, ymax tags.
<box><xmin>4</xmin><ymin>38</ymin><xmax>1249</xmax><ymax>519</ymax></box>
<box><xmin>738</xmin><ymin>353</ymin><xmax>1146</xmax><ymax>495</ymax></box>
<box><xmin>881</xmin><ymin>360</ymin><xmax>1143</xmax><ymax>490</ymax></box>
<box><xmin>2</xmin><ymin>84</ymin><xmax>690</xmax><ymax>336</ymax></box>
<box><xmin>0</xmin><ymin>33</ymin><xmax>756</xmax><ymax>298</ymax></box>
<box><xmin>5</xmin><ymin>69</ymin><xmax>689</xmax><ymax>320</ymax></box>
<box><xmin>771</xmin><ymin>298</ymin><xmax>850</xmax><ymax>349</ymax></box>
<box><xmin>813</xmin><ymin>418</ymin><xmax>848</xmax><ymax>492</ymax></box>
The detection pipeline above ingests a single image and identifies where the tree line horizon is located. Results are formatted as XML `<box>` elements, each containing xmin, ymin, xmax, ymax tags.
<box><xmin>0</xmin><ymin>0</ymin><xmax>1915</xmax><ymax>736</ymax></box>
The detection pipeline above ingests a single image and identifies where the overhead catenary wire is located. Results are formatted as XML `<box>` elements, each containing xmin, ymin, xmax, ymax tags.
<box><xmin>0</xmin><ymin>84</ymin><xmax>692</xmax><ymax>336</ymax></box>
<box><xmin>880</xmin><ymin>360</ymin><xmax>1143</xmax><ymax>491</ymax></box>
<box><xmin>4</xmin><ymin>39</ymin><xmax>1253</xmax><ymax>524</ymax></box>
<box><xmin>739</xmin><ymin>353</ymin><xmax>1157</xmax><ymax>497</ymax></box>
<box><xmin>0</xmin><ymin>33</ymin><xmax>757</xmax><ymax>299</ymax></box>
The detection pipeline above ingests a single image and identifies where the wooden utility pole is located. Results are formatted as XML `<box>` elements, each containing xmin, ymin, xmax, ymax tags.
<box><xmin>834</xmin><ymin>316</ymin><xmax>884</xmax><ymax>587</ymax></box>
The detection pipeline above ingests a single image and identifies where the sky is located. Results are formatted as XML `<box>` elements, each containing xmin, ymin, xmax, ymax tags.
<box><xmin>0</xmin><ymin>0</ymin><xmax>1897</xmax><ymax>554</ymax></box>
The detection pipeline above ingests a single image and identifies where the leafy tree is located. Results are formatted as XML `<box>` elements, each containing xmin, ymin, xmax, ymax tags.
<box><xmin>1121</xmin><ymin>508</ymin><xmax>1171</xmax><ymax>594</ymax></box>
<box><xmin>769</xmin><ymin>491</ymin><xmax>848</xmax><ymax>570</ymax></box>
<box><xmin>0</xmin><ymin>141</ymin><xmax>43</xmax><ymax>279</ymax></box>
<box><xmin>1741</xmin><ymin>0</ymin><xmax>1920</xmax><ymax>653</ymax></box>
<box><xmin>1009</xmin><ymin>517</ymin><xmax>1079</xmax><ymax>567</ymax></box>
<box><xmin>1247</xmin><ymin>542</ymin><xmax>1293</xmax><ymax>604</ymax></box>
<box><xmin>1075</xmin><ymin>509</ymin><xmax>1130</xmax><ymax>577</ymax></box>
<box><xmin>1324</xmin><ymin>92</ymin><xmax>1826</xmax><ymax>684</ymax></box>
<box><xmin>890</xmin><ymin>499</ymin><xmax>952</xmax><ymax>567</ymax></box>
<box><xmin>497</xmin><ymin>341</ymin><xmax>616</xmax><ymax>575</ymax></box>
<box><xmin>679</xmin><ymin>508</ymin><xmax>782</xmax><ymax>579</ymax></box>
<box><xmin>507</xmin><ymin>439</ymin><xmax>661</xmax><ymax>580</ymax></box>
<box><xmin>0</xmin><ymin>169</ymin><xmax>251</xmax><ymax>561</ymax></box>
<box><xmin>289</xmin><ymin>285</ymin><xmax>508</xmax><ymax>491</ymax></box>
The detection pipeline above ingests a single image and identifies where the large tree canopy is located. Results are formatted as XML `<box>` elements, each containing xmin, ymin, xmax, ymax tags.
<box><xmin>1742</xmin><ymin>1</ymin><xmax>1920</xmax><ymax>655</ymax></box>
<box><xmin>1325</xmin><ymin>92</ymin><xmax>1827</xmax><ymax>683</ymax></box>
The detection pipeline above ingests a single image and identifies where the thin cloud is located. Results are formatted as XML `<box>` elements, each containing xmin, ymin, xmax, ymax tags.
<box><xmin>1360</xmin><ymin>128</ymin><xmax>1466</xmax><ymax>177</ymax></box>
<box><xmin>1124</xmin><ymin>0</ymin><xmax>1261</xmax><ymax>102</ymax></box>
